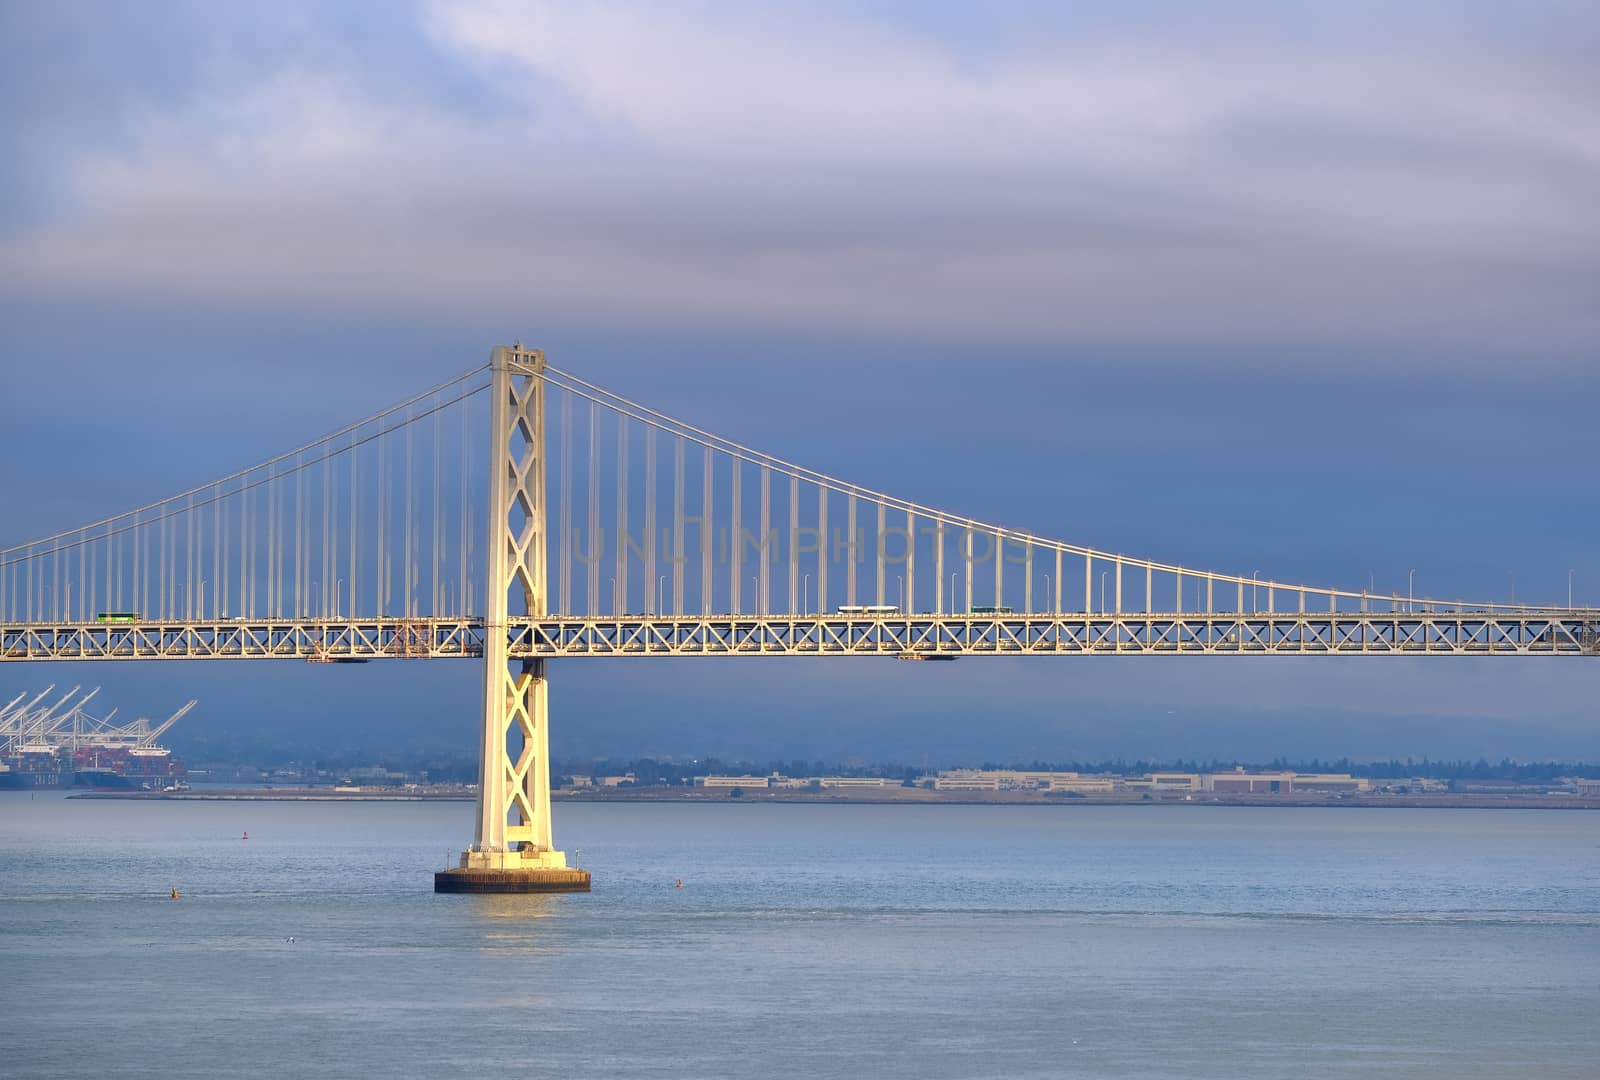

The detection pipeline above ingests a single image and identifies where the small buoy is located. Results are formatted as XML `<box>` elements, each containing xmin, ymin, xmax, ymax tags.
<box><xmin>242</xmin><ymin>831</ymin><xmax>249</xmax><ymax>840</ymax></box>
<box><xmin>170</xmin><ymin>888</ymin><xmax>180</xmax><ymax>900</ymax></box>
<box><xmin>675</xmin><ymin>879</ymin><xmax>683</xmax><ymax>889</ymax></box>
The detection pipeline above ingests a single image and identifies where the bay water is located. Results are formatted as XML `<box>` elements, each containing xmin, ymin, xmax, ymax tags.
<box><xmin>2</xmin><ymin>795</ymin><xmax>1596</xmax><ymax>1078</ymax></box>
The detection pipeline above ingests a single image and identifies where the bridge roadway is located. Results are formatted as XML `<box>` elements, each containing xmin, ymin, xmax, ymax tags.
<box><xmin>3</xmin><ymin>611</ymin><xmax>1597</xmax><ymax>661</ymax></box>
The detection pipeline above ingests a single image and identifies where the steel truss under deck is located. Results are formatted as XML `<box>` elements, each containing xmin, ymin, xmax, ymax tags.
<box><xmin>4</xmin><ymin>612</ymin><xmax>1595</xmax><ymax>660</ymax></box>
<box><xmin>0</xmin><ymin>618</ymin><xmax>484</xmax><ymax>661</ymax></box>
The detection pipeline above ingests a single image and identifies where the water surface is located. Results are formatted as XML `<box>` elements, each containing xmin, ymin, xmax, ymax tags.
<box><xmin>2</xmin><ymin>795</ymin><xmax>1596</xmax><ymax>1078</ymax></box>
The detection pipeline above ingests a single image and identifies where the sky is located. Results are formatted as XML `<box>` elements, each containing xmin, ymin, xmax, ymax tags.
<box><xmin>2</xmin><ymin>1</ymin><xmax>1597</xmax><ymax>765</ymax></box>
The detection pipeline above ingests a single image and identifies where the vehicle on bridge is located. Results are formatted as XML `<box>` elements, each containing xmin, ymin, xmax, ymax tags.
<box><xmin>94</xmin><ymin>611</ymin><xmax>140</xmax><ymax>624</ymax></box>
<box><xmin>837</xmin><ymin>605</ymin><xmax>899</xmax><ymax>615</ymax></box>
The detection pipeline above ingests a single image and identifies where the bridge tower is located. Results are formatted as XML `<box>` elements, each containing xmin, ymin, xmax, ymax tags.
<box><xmin>435</xmin><ymin>345</ymin><xmax>590</xmax><ymax>893</ymax></box>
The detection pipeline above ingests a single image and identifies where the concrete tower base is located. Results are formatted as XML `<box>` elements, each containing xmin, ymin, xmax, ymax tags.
<box><xmin>433</xmin><ymin>848</ymin><xmax>591</xmax><ymax>893</ymax></box>
<box><xmin>433</xmin><ymin>867</ymin><xmax>591</xmax><ymax>893</ymax></box>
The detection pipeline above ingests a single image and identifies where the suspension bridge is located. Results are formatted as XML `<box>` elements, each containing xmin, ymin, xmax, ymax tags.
<box><xmin>3</xmin><ymin>345</ymin><xmax>1594</xmax><ymax>890</ymax></box>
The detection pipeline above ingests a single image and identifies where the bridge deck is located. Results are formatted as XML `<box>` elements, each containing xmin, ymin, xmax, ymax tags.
<box><xmin>3</xmin><ymin>613</ymin><xmax>1596</xmax><ymax>661</ymax></box>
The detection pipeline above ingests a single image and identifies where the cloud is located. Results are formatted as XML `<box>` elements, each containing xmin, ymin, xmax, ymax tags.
<box><xmin>2</xmin><ymin>1</ymin><xmax>1597</xmax><ymax>367</ymax></box>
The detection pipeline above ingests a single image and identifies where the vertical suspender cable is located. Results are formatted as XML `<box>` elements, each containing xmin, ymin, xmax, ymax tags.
<box><xmin>161</xmin><ymin>511</ymin><xmax>169</xmax><ymax>620</ymax></box>
<box><xmin>645</xmin><ymin>426</ymin><xmax>656</xmax><ymax>615</ymax></box>
<box><xmin>464</xmin><ymin>407</ymin><xmax>475</xmax><ymax>616</ymax></box>
<box><xmin>349</xmin><ymin>429</ymin><xmax>358</xmax><ymax>618</ymax></box>
<box><xmin>324</xmin><ymin>444</ymin><xmax>333</xmax><ymax>618</ymax></box>
<box><xmin>614</xmin><ymin>419</ymin><xmax>627</xmax><ymax>611</ymax></box>
<box><xmin>377</xmin><ymin>433</ymin><xmax>387</xmax><ymax>616</ymax></box>
<box><xmin>432</xmin><ymin>406</ymin><xmax>441</xmax><ymax>616</ymax></box>
<box><xmin>587</xmin><ymin>402</ymin><xmax>599</xmax><ymax>616</ymax></box>
<box><xmin>457</xmin><ymin>405</ymin><xmax>467</xmax><ymax>615</ymax></box>
<box><xmin>907</xmin><ymin>510</ymin><xmax>916</xmax><ymax>614</ymax></box>
<box><xmin>788</xmin><ymin>476</ymin><xmax>799</xmax><ymax>614</ymax></box>
<box><xmin>993</xmin><ymin>531</ymin><xmax>1003</xmax><ymax>611</ymax></box>
<box><xmin>275</xmin><ymin>473</ymin><xmax>284</xmax><ymax>617</ymax></box>
<box><xmin>875</xmin><ymin>503</ymin><xmax>886</xmax><ymax>607</ymax></box>
<box><xmin>730</xmin><ymin>458</ymin><xmax>742</xmax><ymax>612</ymax></box>
<box><xmin>260</xmin><ymin>483</ymin><xmax>269</xmax><ymax>617</ymax></box>
<box><xmin>404</xmin><ymin>414</ymin><xmax>414</xmax><ymax>618</ymax></box>
<box><xmin>190</xmin><ymin>494</ymin><xmax>197</xmax><ymax>618</ymax></box>
<box><xmin>701</xmin><ymin>447</ymin><xmax>713</xmax><ymax>615</ymax></box>
<box><xmin>559</xmin><ymin>393</ymin><xmax>572</xmax><ymax>616</ymax></box>
<box><xmin>198</xmin><ymin>493</ymin><xmax>206</xmax><ymax>618</ymax></box>
<box><xmin>673</xmin><ymin>437</ymin><xmax>685</xmax><ymax>616</ymax></box>
<box><xmin>265</xmin><ymin>472</ymin><xmax>274</xmax><ymax>616</ymax></box>
<box><xmin>846</xmin><ymin>495</ymin><xmax>857</xmax><ymax>606</ymax></box>
<box><xmin>241</xmin><ymin>477</ymin><xmax>250</xmax><ymax>617</ymax></box>
<box><xmin>759</xmin><ymin>467</ymin><xmax>770</xmax><ymax>614</ymax></box>
<box><xmin>1024</xmin><ymin>539</ymin><xmax>1034</xmax><ymax>614</ymax></box>
<box><xmin>816</xmin><ymin>486</ymin><xmax>827</xmax><ymax>615</ymax></box>
<box><xmin>966</xmin><ymin>529</ymin><xmax>976</xmax><ymax>614</ymax></box>
<box><xmin>295</xmin><ymin>457</ymin><xmax>304</xmax><ymax>618</ymax></box>
<box><xmin>221</xmin><ymin>489</ymin><xmax>229</xmax><ymax>618</ymax></box>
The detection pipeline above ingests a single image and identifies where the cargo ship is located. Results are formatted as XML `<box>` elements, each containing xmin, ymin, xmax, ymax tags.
<box><xmin>0</xmin><ymin>688</ymin><xmax>195</xmax><ymax>791</ymax></box>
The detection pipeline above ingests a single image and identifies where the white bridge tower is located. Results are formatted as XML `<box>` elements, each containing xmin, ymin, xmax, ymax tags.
<box><xmin>436</xmin><ymin>345</ymin><xmax>589</xmax><ymax>893</ymax></box>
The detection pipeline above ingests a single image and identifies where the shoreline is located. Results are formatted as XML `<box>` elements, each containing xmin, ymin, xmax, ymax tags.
<box><xmin>69</xmin><ymin>789</ymin><xmax>475</xmax><ymax>802</ymax></box>
<box><xmin>67</xmin><ymin>787</ymin><xmax>1600</xmax><ymax>809</ymax></box>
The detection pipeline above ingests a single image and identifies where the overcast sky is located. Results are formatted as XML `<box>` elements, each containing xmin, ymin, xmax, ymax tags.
<box><xmin>3</xmin><ymin>1</ymin><xmax>1596</xmax><ymax>763</ymax></box>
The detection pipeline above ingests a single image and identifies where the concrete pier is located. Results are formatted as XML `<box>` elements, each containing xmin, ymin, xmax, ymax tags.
<box><xmin>434</xmin><ymin>866</ymin><xmax>591</xmax><ymax>893</ymax></box>
<box><xmin>434</xmin><ymin>846</ymin><xmax>590</xmax><ymax>893</ymax></box>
